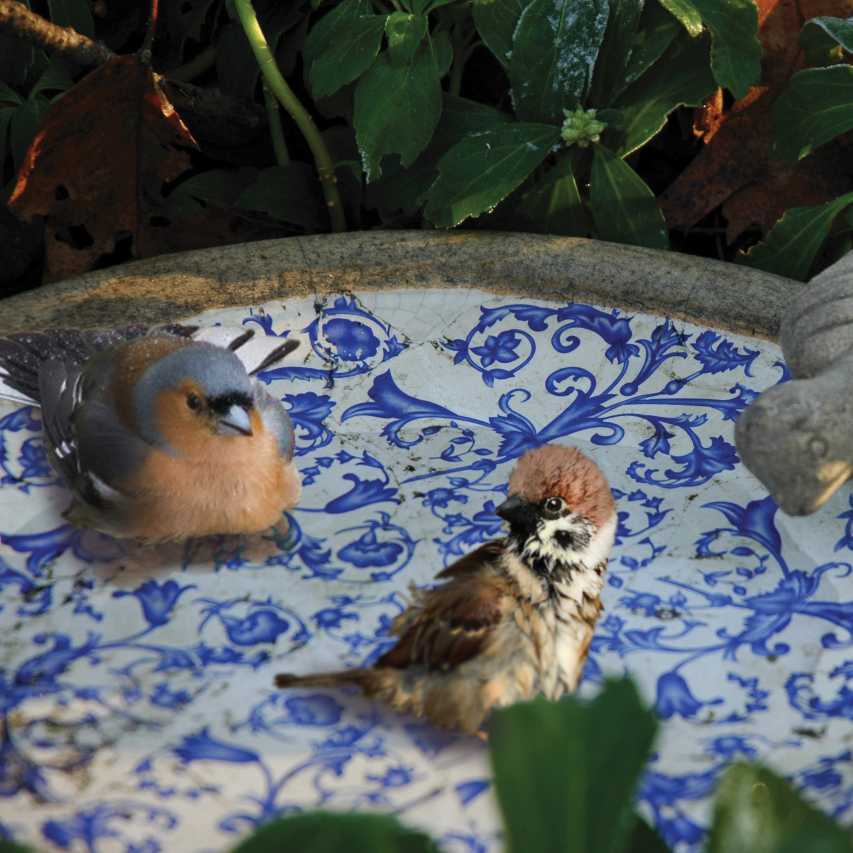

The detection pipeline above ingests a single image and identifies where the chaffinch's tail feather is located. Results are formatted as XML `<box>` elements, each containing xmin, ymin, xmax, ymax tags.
<box><xmin>0</xmin><ymin>324</ymin><xmax>300</xmax><ymax>406</ymax></box>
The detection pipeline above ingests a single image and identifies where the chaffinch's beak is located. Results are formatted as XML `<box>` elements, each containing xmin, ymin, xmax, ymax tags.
<box><xmin>218</xmin><ymin>404</ymin><xmax>253</xmax><ymax>436</ymax></box>
<box><xmin>495</xmin><ymin>494</ymin><xmax>538</xmax><ymax>536</ymax></box>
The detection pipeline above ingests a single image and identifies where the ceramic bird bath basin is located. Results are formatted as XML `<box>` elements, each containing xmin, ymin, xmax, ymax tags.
<box><xmin>0</xmin><ymin>232</ymin><xmax>850</xmax><ymax>852</ymax></box>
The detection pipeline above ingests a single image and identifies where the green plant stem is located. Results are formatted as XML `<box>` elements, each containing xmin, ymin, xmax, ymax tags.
<box><xmin>232</xmin><ymin>0</ymin><xmax>345</xmax><ymax>232</ymax></box>
<box><xmin>449</xmin><ymin>24</ymin><xmax>465</xmax><ymax>96</ymax></box>
<box><xmin>263</xmin><ymin>80</ymin><xmax>290</xmax><ymax>165</ymax></box>
<box><xmin>170</xmin><ymin>45</ymin><xmax>216</xmax><ymax>82</ymax></box>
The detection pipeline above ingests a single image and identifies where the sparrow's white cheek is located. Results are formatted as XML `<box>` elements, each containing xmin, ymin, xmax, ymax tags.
<box><xmin>523</xmin><ymin>513</ymin><xmax>616</xmax><ymax>569</ymax></box>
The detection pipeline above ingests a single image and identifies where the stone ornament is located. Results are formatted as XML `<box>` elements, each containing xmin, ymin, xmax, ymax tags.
<box><xmin>736</xmin><ymin>251</ymin><xmax>853</xmax><ymax>515</ymax></box>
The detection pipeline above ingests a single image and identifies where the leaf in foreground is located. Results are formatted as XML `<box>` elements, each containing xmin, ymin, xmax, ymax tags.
<box><xmin>489</xmin><ymin>677</ymin><xmax>658</xmax><ymax>853</ymax></box>
<box><xmin>708</xmin><ymin>762</ymin><xmax>852</xmax><ymax>853</ymax></box>
<box><xmin>230</xmin><ymin>812</ymin><xmax>438</xmax><ymax>853</ymax></box>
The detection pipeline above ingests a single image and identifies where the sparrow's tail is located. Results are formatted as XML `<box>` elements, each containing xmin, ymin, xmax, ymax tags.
<box><xmin>275</xmin><ymin>669</ymin><xmax>373</xmax><ymax>690</ymax></box>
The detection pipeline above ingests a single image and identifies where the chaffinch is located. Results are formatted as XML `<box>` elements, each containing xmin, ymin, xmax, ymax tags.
<box><xmin>0</xmin><ymin>323</ymin><xmax>302</xmax><ymax>542</ymax></box>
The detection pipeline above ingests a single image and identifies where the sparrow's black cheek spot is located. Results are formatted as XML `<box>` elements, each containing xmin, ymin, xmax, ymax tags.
<box><xmin>554</xmin><ymin>530</ymin><xmax>575</xmax><ymax>549</ymax></box>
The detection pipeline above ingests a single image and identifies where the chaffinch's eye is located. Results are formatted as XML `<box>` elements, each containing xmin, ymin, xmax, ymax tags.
<box><xmin>543</xmin><ymin>496</ymin><xmax>566</xmax><ymax>516</ymax></box>
<box><xmin>186</xmin><ymin>393</ymin><xmax>202</xmax><ymax>411</ymax></box>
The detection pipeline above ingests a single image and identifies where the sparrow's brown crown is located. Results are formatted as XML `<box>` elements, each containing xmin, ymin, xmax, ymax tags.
<box><xmin>507</xmin><ymin>444</ymin><xmax>615</xmax><ymax>528</ymax></box>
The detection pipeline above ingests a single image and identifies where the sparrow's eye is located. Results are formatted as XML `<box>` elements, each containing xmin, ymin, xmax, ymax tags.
<box><xmin>543</xmin><ymin>496</ymin><xmax>565</xmax><ymax>517</ymax></box>
<box><xmin>186</xmin><ymin>393</ymin><xmax>202</xmax><ymax>411</ymax></box>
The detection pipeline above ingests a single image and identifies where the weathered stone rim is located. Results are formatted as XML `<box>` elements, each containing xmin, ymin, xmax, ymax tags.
<box><xmin>0</xmin><ymin>231</ymin><xmax>799</xmax><ymax>339</ymax></box>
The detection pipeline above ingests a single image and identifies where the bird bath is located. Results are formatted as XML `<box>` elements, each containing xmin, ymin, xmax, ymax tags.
<box><xmin>0</xmin><ymin>232</ymin><xmax>850</xmax><ymax>852</ymax></box>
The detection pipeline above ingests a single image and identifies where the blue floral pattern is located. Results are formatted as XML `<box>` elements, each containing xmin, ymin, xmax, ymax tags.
<box><xmin>0</xmin><ymin>290</ymin><xmax>851</xmax><ymax>851</ymax></box>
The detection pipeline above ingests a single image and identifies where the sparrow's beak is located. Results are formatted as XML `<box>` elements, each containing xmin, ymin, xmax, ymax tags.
<box><xmin>217</xmin><ymin>403</ymin><xmax>253</xmax><ymax>436</ymax></box>
<box><xmin>496</xmin><ymin>494</ymin><xmax>538</xmax><ymax>535</ymax></box>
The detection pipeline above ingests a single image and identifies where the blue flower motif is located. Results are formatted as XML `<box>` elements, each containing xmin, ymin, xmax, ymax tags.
<box><xmin>174</xmin><ymin>728</ymin><xmax>259</xmax><ymax>764</ymax></box>
<box><xmin>219</xmin><ymin>610</ymin><xmax>291</xmax><ymax>646</ymax></box>
<box><xmin>151</xmin><ymin>683</ymin><xmax>192</xmax><ymax>710</ymax></box>
<box><xmin>114</xmin><ymin>580</ymin><xmax>195</xmax><ymax>627</ymax></box>
<box><xmin>283</xmin><ymin>694</ymin><xmax>342</xmax><ymax>726</ymax></box>
<box><xmin>421</xmin><ymin>488</ymin><xmax>467</xmax><ymax>510</ymax></box>
<box><xmin>367</xmin><ymin>765</ymin><xmax>413</xmax><ymax>788</ymax></box>
<box><xmin>705</xmin><ymin>735</ymin><xmax>757</xmax><ymax>759</ymax></box>
<box><xmin>313</xmin><ymin>607</ymin><xmax>358</xmax><ymax>629</ymax></box>
<box><xmin>338</xmin><ymin>529</ymin><xmax>404</xmax><ymax>568</ymax></box>
<box><xmin>656</xmin><ymin>671</ymin><xmax>711</xmax><ymax>719</ymax></box>
<box><xmin>324</xmin><ymin>318</ymin><xmax>379</xmax><ymax>361</ymax></box>
<box><xmin>284</xmin><ymin>392</ymin><xmax>335</xmax><ymax>455</ymax></box>
<box><xmin>471</xmin><ymin>331</ymin><xmax>521</xmax><ymax>368</ymax></box>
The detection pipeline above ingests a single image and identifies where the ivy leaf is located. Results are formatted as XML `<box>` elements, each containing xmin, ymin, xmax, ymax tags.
<box><xmin>490</xmin><ymin>678</ymin><xmax>658</xmax><ymax>853</ymax></box>
<box><xmin>800</xmin><ymin>15</ymin><xmax>853</xmax><ymax>61</ymax></box>
<box><xmin>589</xmin><ymin>145</ymin><xmax>669</xmax><ymax>249</ymax></box>
<box><xmin>385</xmin><ymin>13</ymin><xmax>427</xmax><ymax>66</ymax></box>
<box><xmin>613</xmin><ymin>35</ymin><xmax>715</xmax><ymax>156</ymax></box>
<box><xmin>354</xmin><ymin>45</ymin><xmax>442</xmax><ymax>181</ymax></box>
<box><xmin>305</xmin><ymin>0</ymin><xmax>387</xmax><ymax>99</ymax></box>
<box><xmin>657</xmin><ymin>0</ymin><xmax>702</xmax><ymax>35</ymax></box>
<box><xmin>773</xmin><ymin>66</ymin><xmax>853</xmax><ymax>162</ymax></box>
<box><xmin>708</xmin><ymin>763</ymin><xmax>852</xmax><ymax>853</ymax></box>
<box><xmin>659</xmin><ymin>0</ymin><xmax>759</xmax><ymax>99</ymax></box>
<box><xmin>510</xmin><ymin>0</ymin><xmax>610</xmax><ymax>123</ymax></box>
<box><xmin>473</xmin><ymin>0</ymin><xmax>527</xmax><ymax>68</ymax></box>
<box><xmin>424</xmin><ymin>122</ymin><xmax>560</xmax><ymax>227</ymax></box>
<box><xmin>737</xmin><ymin>190</ymin><xmax>853</xmax><ymax>281</ymax></box>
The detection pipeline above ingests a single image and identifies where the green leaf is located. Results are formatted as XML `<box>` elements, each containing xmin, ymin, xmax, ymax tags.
<box><xmin>510</xmin><ymin>0</ymin><xmax>610</xmax><ymax>123</ymax></box>
<box><xmin>627</xmin><ymin>816</ymin><xmax>670</xmax><ymax>853</ymax></box>
<box><xmin>0</xmin><ymin>81</ymin><xmax>23</xmax><ymax>107</ymax></box>
<box><xmin>175</xmin><ymin>167</ymin><xmax>259</xmax><ymax>207</ymax></box>
<box><xmin>0</xmin><ymin>106</ymin><xmax>14</xmax><ymax>168</ymax></box>
<box><xmin>659</xmin><ymin>0</ymin><xmax>759</xmax><ymax>98</ymax></box>
<box><xmin>354</xmin><ymin>46</ymin><xmax>442</xmax><ymax>180</ymax></box>
<box><xmin>589</xmin><ymin>0</ymin><xmax>645</xmax><ymax>107</ymax></box>
<box><xmin>30</xmin><ymin>57</ymin><xmax>75</xmax><ymax>100</ymax></box>
<box><xmin>0</xmin><ymin>840</ymin><xmax>35</xmax><ymax>853</ymax></box>
<box><xmin>230</xmin><ymin>812</ymin><xmax>439</xmax><ymax>853</ymax></box>
<box><xmin>773</xmin><ymin>66</ymin><xmax>853</xmax><ymax>162</ymax></box>
<box><xmin>430</xmin><ymin>29</ymin><xmax>453</xmax><ymax>77</ymax></box>
<box><xmin>432</xmin><ymin>94</ymin><xmax>512</xmax><ymax>155</ymax></box>
<box><xmin>693</xmin><ymin>0</ymin><xmax>760</xmax><ymax>99</ymax></box>
<box><xmin>386</xmin><ymin>13</ymin><xmax>427</xmax><ymax>66</ymax></box>
<box><xmin>619</xmin><ymin>0</ymin><xmax>680</xmax><ymax>95</ymax></box>
<box><xmin>237</xmin><ymin>164</ymin><xmax>326</xmax><ymax>229</ymax></box>
<box><xmin>473</xmin><ymin>0</ymin><xmax>527</xmax><ymax>67</ymax></box>
<box><xmin>708</xmin><ymin>763</ymin><xmax>852</xmax><ymax>853</ymax></box>
<box><xmin>657</xmin><ymin>0</ymin><xmax>702</xmax><ymax>35</ymax></box>
<box><xmin>48</xmin><ymin>0</ymin><xmax>94</xmax><ymax>37</ymax></box>
<box><xmin>305</xmin><ymin>0</ymin><xmax>387</xmax><ymax>99</ymax></box>
<box><xmin>589</xmin><ymin>145</ymin><xmax>669</xmax><ymax>249</ymax></box>
<box><xmin>9</xmin><ymin>97</ymin><xmax>48</xmax><ymax>171</ymax></box>
<box><xmin>425</xmin><ymin>122</ymin><xmax>559</xmax><ymax>227</ymax></box>
<box><xmin>490</xmin><ymin>678</ymin><xmax>658</xmax><ymax>853</ymax></box>
<box><xmin>518</xmin><ymin>154</ymin><xmax>589</xmax><ymax>235</ymax></box>
<box><xmin>800</xmin><ymin>15</ymin><xmax>853</xmax><ymax>60</ymax></box>
<box><xmin>613</xmin><ymin>34</ymin><xmax>715</xmax><ymax>155</ymax></box>
<box><xmin>737</xmin><ymin>191</ymin><xmax>853</xmax><ymax>281</ymax></box>
<box><xmin>366</xmin><ymin>95</ymin><xmax>511</xmax><ymax>217</ymax></box>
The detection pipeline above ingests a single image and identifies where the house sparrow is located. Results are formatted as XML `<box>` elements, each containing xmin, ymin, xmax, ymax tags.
<box><xmin>0</xmin><ymin>324</ymin><xmax>302</xmax><ymax>542</ymax></box>
<box><xmin>275</xmin><ymin>444</ymin><xmax>616</xmax><ymax>734</ymax></box>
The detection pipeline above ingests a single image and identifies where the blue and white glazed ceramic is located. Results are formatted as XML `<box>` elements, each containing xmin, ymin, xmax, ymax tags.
<box><xmin>1</xmin><ymin>289</ymin><xmax>851</xmax><ymax>852</ymax></box>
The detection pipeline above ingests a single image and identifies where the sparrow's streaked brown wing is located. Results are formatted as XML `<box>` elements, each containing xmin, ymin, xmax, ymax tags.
<box><xmin>378</xmin><ymin>546</ymin><xmax>510</xmax><ymax>672</ymax></box>
<box><xmin>435</xmin><ymin>540</ymin><xmax>505</xmax><ymax>580</ymax></box>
